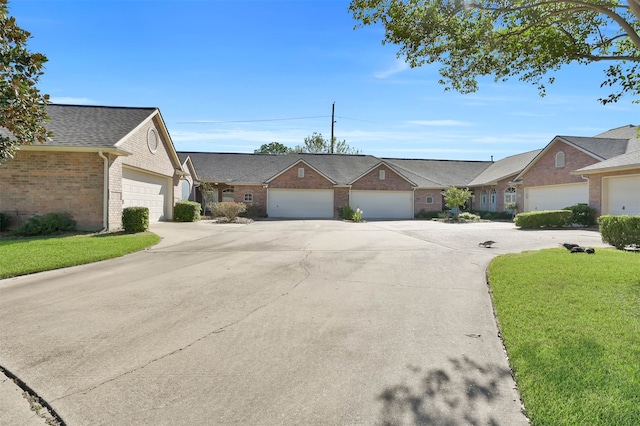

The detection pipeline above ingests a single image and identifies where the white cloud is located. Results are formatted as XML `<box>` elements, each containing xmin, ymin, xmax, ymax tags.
<box><xmin>373</xmin><ymin>59</ymin><xmax>410</xmax><ymax>79</ymax></box>
<box><xmin>406</xmin><ymin>120</ymin><xmax>472</xmax><ymax>127</ymax></box>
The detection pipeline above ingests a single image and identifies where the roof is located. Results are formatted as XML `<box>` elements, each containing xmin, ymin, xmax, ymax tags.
<box><xmin>574</xmin><ymin>149</ymin><xmax>640</xmax><ymax>174</ymax></box>
<box><xmin>383</xmin><ymin>158</ymin><xmax>493</xmax><ymax>188</ymax></box>
<box><xmin>468</xmin><ymin>149</ymin><xmax>542</xmax><ymax>186</ymax></box>
<box><xmin>557</xmin><ymin>136</ymin><xmax>629</xmax><ymax>160</ymax></box>
<box><xmin>5</xmin><ymin>104</ymin><xmax>159</xmax><ymax>148</ymax></box>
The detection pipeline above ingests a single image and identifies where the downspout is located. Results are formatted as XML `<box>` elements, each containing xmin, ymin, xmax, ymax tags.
<box><xmin>98</xmin><ymin>150</ymin><xmax>109</xmax><ymax>232</ymax></box>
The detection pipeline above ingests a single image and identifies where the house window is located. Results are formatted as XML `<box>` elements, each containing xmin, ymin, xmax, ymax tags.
<box><xmin>298</xmin><ymin>167</ymin><xmax>304</xmax><ymax>178</ymax></box>
<box><xmin>426</xmin><ymin>196</ymin><xmax>434</xmax><ymax>204</ymax></box>
<box><xmin>147</xmin><ymin>128</ymin><xmax>159</xmax><ymax>154</ymax></box>
<box><xmin>379</xmin><ymin>170</ymin><xmax>386</xmax><ymax>180</ymax></box>
<box><xmin>244</xmin><ymin>193</ymin><xmax>253</xmax><ymax>202</ymax></box>
<box><xmin>222</xmin><ymin>188</ymin><xmax>234</xmax><ymax>202</ymax></box>
<box><xmin>481</xmin><ymin>190</ymin><xmax>487</xmax><ymax>205</ymax></box>
<box><xmin>490</xmin><ymin>188</ymin><xmax>497</xmax><ymax>204</ymax></box>
<box><xmin>555</xmin><ymin>151</ymin><xmax>565</xmax><ymax>168</ymax></box>
<box><xmin>504</xmin><ymin>187</ymin><xmax>516</xmax><ymax>208</ymax></box>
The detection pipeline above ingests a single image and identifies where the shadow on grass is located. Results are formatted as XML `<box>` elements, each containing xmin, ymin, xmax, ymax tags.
<box><xmin>377</xmin><ymin>355</ymin><xmax>516</xmax><ymax>426</ymax></box>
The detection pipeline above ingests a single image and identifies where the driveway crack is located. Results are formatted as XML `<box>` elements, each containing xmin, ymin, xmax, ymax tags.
<box><xmin>52</xmin><ymin>251</ymin><xmax>313</xmax><ymax>402</ymax></box>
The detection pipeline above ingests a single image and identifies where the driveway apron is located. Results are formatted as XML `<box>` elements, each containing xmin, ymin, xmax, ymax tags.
<box><xmin>0</xmin><ymin>220</ymin><xmax>606</xmax><ymax>425</ymax></box>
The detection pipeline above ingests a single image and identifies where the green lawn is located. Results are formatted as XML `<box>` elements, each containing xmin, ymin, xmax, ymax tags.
<box><xmin>489</xmin><ymin>248</ymin><xmax>640</xmax><ymax>426</ymax></box>
<box><xmin>0</xmin><ymin>232</ymin><xmax>161</xmax><ymax>279</ymax></box>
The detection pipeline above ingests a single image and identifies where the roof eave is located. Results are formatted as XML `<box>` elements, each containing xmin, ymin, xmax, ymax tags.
<box><xmin>18</xmin><ymin>145</ymin><xmax>132</xmax><ymax>156</ymax></box>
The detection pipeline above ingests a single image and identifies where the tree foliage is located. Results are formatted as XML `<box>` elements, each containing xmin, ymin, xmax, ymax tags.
<box><xmin>293</xmin><ymin>132</ymin><xmax>362</xmax><ymax>154</ymax></box>
<box><xmin>442</xmin><ymin>186</ymin><xmax>472</xmax><ymax>219</ymax></box>
<box><xmin>0</xmin><ymin>0</ymin><xmax>51</xmax><ymax>163</ymax></box>
<box><xmin>254</xmin><ymin>142</ymin><xmax>292</xmax><ymax>154</ymax></box>
<box><xmin>350</xmin><ymin>0</ymin><xmax>640</xmax><ymax>104</ymax></box>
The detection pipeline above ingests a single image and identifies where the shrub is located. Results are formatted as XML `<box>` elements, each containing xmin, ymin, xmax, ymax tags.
<box><xmin>352</xmin><ymin>207</ymin><xmax>363</xmax><ymax>222</ymax></box>
<box><xmin>122</xmin><ymin>207</ymin><xmax>149</xmax><ymax>233</ymax></box>
<box><xmin>14</xmin><ymin>212</ymin><xmax>76</xmax><ymax>236</ymax></box>
<box><xmin>470</xmin><ymin>210</ymin><xmax>514</xmax><ymax>221</ymax></box>
<box><xmin>213</xmin><ymin>202</ymin><xmax>247</xmax><ymax>221</ymax></box>
<box><xmin>563</xmin><ymin>203</ymin><xmax>597</xmax><ymax>227</ymax></box>
<box><xmin>338</xmin><ymin>205</ymin><xmax>355</xmax><ymax>220</ymax></box>
<box><xmin>0</xmin><ymin>212</ymin><xmax>10</xmax><ymax>231</ymax></box>
<box><xmin>241</xmin><ymin>204</ymin><xmax>267</xmax><ymax>219</ymax></box>
<box><xmin>598</xmin><ymin>215</ymin><xmax>640</xmax><ymax>249</ymax></box>
<box><xmin>174</xmin><ymin>201</ymin><xmax>202</xmax><ymax>222</ymax></box>
<box><xmin>514</xmin><ymin>210</ymin><xmax>573</xmax><ymax>229</ymax></box>
<box><xmin>415</xmin><ymin>209</ymin><xmax>441</xmax><ymax>219</ymax></box>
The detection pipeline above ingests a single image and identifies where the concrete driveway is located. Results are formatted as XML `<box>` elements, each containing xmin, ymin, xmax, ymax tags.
<box><xmin>0</xmin><ymin>220</ymin><xmax>606</xmax><ymax>425</ymax></box>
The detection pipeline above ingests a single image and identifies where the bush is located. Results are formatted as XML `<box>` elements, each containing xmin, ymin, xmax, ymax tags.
<box><xmin>458</xmin><ymin>212</ymin><xmax>481</xmax><ymax>221</ymax></box>
<box><xmin>0</xmin><ymin>212</ymin><xmax>10</xmax><ymax>231</ymax></box>
<box><xmin>514</xmin><ymin>210</ymin><xmax>573</xmax><ymax>229</ymax></box>
<box><xmin>563</xmin><ymin>203</ymin><xmax>597</xmax><ymax>227</ymax></box>
<box><xmin>122</xmin><ymin>207</ymin><xmax>149</xmax><ymax>233</ymax></box>
<box><xmin>415</xmin><ymin>209</ymin><xmax>441</xmax><ymax>219</ymax></box>
<box><xmin>598</xmin><ymin>215</ymin><xmax>640</xmax><ymax>249</ymax></box>
<box><xmin>352</xmin><ymin>207</ymin><xmax>363</xmax><ymax>222</ymax></box>
<box><xmin>14</xmin><ymin>212</ymin><xmax>76</xmax><ymax>236</ymax></box>
<box><xmin>174</xmin><ymin>201</ymin><xmax>202</xmax><ymax>222</ymax></box>
<box><xmin>470</xmin><ymin>210</ymin><xmax>514</xmax><ymax>221</ymax></box>
<box><xmin>213</xmin><ymin>202</ymin><xmax>247</xmax><ymax>221</ymax></box>
<box><xmin>338</xmin><ymin>205</ymin><xmax>355</xmax><ymax>220</ymax></box>
<box><xmin>241</xmin><ymin>204</ymin><xmax>267</xmax><ymax>219</ymax></box>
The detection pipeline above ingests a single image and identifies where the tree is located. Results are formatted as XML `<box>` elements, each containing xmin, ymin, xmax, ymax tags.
<box><xmin>293</xmin><ymin>132</ymin><xmax>362</xmax><ymax>154</ymax></box>
<box><xmin>443</xmin><ymin>186</ymin><xmax>472</xmax><ymax>220</ymax></box>
<box><xmin>0</xmin><ymin>0</ymin><xmax>51</xmax><ymax>163</ymax></box>
<box><xmin>254</xmin><ymin>142</ymin><xmax>292</xmax><ymax>154</ymax></box>
<box><xmin>350</xmin><ymin>0</ymin><xmax>640</xmax><ymax>104</ymax></box>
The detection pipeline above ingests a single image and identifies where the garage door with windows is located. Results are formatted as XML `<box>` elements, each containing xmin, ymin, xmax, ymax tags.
<box><xmin>350</xmin><ymin>190</ymin><xmax>413</xmax><ymax>219</ymax></box>
<box><xmin>122</xmin><ymin>168</ymin><xmax>169</xmax><ymax>221</ymax></box>
<box><xmin>267</xmin><ymin>189</ymin><xmax>334</xmax><ymax>218</ymax></box>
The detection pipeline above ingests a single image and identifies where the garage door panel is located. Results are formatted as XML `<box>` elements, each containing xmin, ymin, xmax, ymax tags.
<box><xmin>525</xmin><ymin>184</ymin><xmax>588</xmax><ymax>212</ymax></box>
<box><xmin>350</xmin><ymin>190</ymin><xmax>413</xmax><ymax>219</ymax></box>
<box><xmin>606</xmin><ymin>175</ymin><xmax>640</xmax><ymax>215</ymax></box>
<box><xmin>268</xmin><ymin>189</ymin><xmax>334</xmax><ymax>218</ymax></box>
<box><xmin>122</xmin><ymin>169</ymin><xmax>168</xmax><ymax>221</ymax></box>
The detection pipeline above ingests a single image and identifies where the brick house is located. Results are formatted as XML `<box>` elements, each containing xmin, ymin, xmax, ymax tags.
<box><xmin>513</xmin><ymin>125</ymin><xmax>640</xmax><ymax>215</ymax></box>
<box><xmin>0</xmin><ymin>104</ymin><xmax>188</xmax><ymax>231</ymax></box>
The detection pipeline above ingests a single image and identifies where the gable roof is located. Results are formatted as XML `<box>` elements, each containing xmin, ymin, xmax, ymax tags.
<box><xmin>468</xmin><ymin>149</ymin><xmax>542</xmax><ymax>186</ymax></box>
<box><xmin>10</xmin><ymin>104</ymin><xmax>159</xmax><ymax>149</ymax></box>
<box><xmin>265</xmin><ymin>158</ymin><xmax>337</xmax><ymax>184</ymax></box>
<box><xmin>574</xmin><ymin>149</ymin><xmax>640</xmax><ymax>174</ymax></box>
<box><xmin>383</xmin><ymin>158</ymin><xmax>493</xmax><ymax>188</ymax></box>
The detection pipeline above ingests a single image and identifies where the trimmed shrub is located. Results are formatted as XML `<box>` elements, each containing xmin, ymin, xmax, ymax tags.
<box><xmin>213</xmin><ymin>202</ymin><xmax>247</xmax><ymax>221</ymax></box>
<box><xmin>470</xmin><ymin>210</ymin><xmax>514</xmax><ymax>221</ymax></box>
<box><xmin>122</xmin><ymin>207</ymin><xmax>149</xmax><ymax>233</ymax></box>
<box><xmin>563</xmin><ymin>203</ymin><xmax>598</xmax><ymax>227</ymax></box>
<box><xmin>415</xmin><ymin>209</ymin><xmax>441</xmax><ymax>220</ymax></box>
<box><xmin>0</xmin><ymin>212</ymin><xmax>10</xmax><ymax>231</ymax></box>
<box><xmin>338</xmin><ymin>205</ymin><xmax>355</xmax><ymax>220</ymax></box>
<box><xmin>514</xmin><ymin>210</ymin><xmax>573</xmax><ymax>229</ymax></box>
<box><xmin>14</xmin><ymin>212</ymin><xmax>76</xmax><ymax>236</ymax></box>
<box><xmin>458</xmin><ymin>212</ymin><xmax>481</xmax><ymax>221</ymax></box>
<box><xmin>174</xmin><ymin>201</ymin><xmax>202</xmax><ymax>222</ymax></box>
<box><xmin>598</xmin><ymin>215</ymin><xmax>640</xmax><ymax>249</ymax></box>
<box><xmin>241</xmin><ymin>204</ymin><xmax>267</xmax><ymax>219</ymax></box>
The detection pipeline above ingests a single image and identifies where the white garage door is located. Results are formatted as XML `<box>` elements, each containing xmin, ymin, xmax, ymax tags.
<box><xmin>122</xmin><ymin>168</ymin><xmax>168</xmax><ymax>221</ymax></box>
<box><xmin>605</xmin><ymin>175</ymin><xmax>640</xmax><ymax>215</ymax></box>
<box><xmin>268</xmin><ymin>189</ymin><xmax>334</xmax><ymax>218</ymax></box>
<box><xmin>524</xmin><ymin>183</ymin><xmax>588</xmax><ymax>212</ymax></box>
<box><xmin>350</xmin><ymin>190</ymin><xmax>413</xmax><ymax>219</ymax></box>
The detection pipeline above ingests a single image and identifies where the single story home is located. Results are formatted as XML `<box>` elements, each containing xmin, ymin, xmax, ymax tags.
<box><xmin>0</xmin><ymin>104</ymin><xmax>189</xmax><ymax>231</ymax></box>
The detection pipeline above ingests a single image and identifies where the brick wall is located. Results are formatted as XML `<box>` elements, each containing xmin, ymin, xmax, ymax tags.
<box><xmin>334</xmin><ymin>187</ymin><xmax>350</xmax><ymax>217</ymax></box>
<box><xmin>269</xmin><ymin>162</ymin><xmax>334</xmax><ymax>189</ymax></box>
<box><xmin>234</xmin><ymin>185</ymin><xmax>267</xmax><ymax>211</ymax></box>
<box><xmin>0</xmin><ymin>151</ymin><xmax>104</xmax><ymax>231</ymax></box>
<box><xmin>351</xmin><ymin>165</ymin><xmax>413</xmax><ymax>191</ymax></box>
<box><xmin>414</xmin><ymin>189</ymin><xmax>442</xmax><ymax>214</ymax></box>
<box><xmin>522</xmin><ymin>142</ymin><xmax>598</xmax><ymax>187</ymax></box>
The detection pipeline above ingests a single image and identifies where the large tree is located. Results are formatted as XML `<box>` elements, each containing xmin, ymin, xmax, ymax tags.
<box><xmin>0</xmin><ymin>0</ymin><xmax>51</xmax><ymax>163</ymax></box>
<box><xmin>254</xmin><ymin>142</ymin><xmax>292</xmax><ymax>154</ymax></box>
<box><xmin>293</xmin><ymin>132</ymin><xmax>362</xmax><ymax>154</ymax></box>
<box><xmin>350</xmin><ymin>0</ymin><xmax>640</xmax><ymax>104</ymax></box>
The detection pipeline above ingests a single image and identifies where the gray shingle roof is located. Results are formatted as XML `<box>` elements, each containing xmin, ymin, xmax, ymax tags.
<box><xmin>383</xmin><ymin>158</ymin><xmax>493</xmax><ymax>188</ymax></box>
<box><xmin>575</xmin><ymin>149</ymin><xmax>640</xmax><ymax>173</ymax></box>
<box><xmin>3</xmin><ymin>104</ymin><xmax>158</xmax><ymax>148</ymax></box>
<box><xmin>468</xmin><ymin>149</ymin><xmax>542</xmax><ymax>186</ymax></box>
<box><xmin>558</xmin><ymin>136</ymin><xmax>630</xmax><ymax>160</ymax></box>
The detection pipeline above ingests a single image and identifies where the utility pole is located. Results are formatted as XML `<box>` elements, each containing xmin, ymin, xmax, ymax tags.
<box><xmin>330</xmin><ymin>102</ymin><xmax>335</xmax><ymax>154</ymax></box>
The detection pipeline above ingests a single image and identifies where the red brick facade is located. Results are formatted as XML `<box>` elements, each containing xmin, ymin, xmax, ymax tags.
<box><xmin>351</xmin><ymin>165</ymin><xmax>412</xmax><ymax>191</ymax></box>
<box><xmin>269</xmin><ymin>161</ymin><xmax>334</xmax><ymax>189</ymax></box>
<box><xmin>520</xmin><ymin>142</ymin><xmax>598</xmax><ymax>187</ymax></box>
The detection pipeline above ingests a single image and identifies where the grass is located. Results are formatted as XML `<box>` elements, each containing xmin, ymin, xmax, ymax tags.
<box><xmin>0</xmin><ymin>232</ymin><xmax>161</xmax><ymax>279</ymax></box>
<box><xmin>488</xmin><ymin>248</ymin><xmax>640</xmax><ymax>425</ymax></box>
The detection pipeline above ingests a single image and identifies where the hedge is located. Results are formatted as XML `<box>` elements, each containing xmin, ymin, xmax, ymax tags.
<box><xmin>122</xmin><ymin>207</ymin><xmax>149</xmax><ymax>233</ymax></box>
<box><xmin>598</xmin><ymin>215</ymin><xmax>640</xmax><ymax>249</ymax></box>
<box><xmin>514</xmin><ymin>210</ymin><xmax>573</xmax><ymax>229</ymax></box>
<box><xmin>174</xmin><ymin>201</ymin><xmax>202</xmax><ymax>222</ymax></box>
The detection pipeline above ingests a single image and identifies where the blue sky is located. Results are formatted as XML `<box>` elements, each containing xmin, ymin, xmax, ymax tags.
<box><xmin>9</xmin><ymin>0</ymin><xmax>640</xmax><ymax>160</ymax></box>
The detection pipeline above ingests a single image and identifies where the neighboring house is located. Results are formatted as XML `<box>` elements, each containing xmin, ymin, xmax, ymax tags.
<box><xmin>0</xmin><ymin>104</ymin><xmax>188</xmax><ymax>231</ymax></box>
<box><xmin>513</xmin><ymin>125</ymin><xmax>640</xmax><ymax>215</ymax></box>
